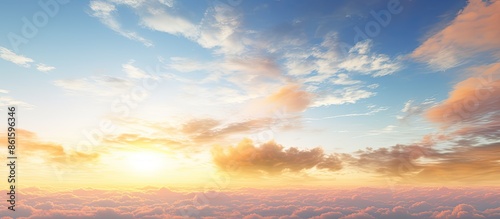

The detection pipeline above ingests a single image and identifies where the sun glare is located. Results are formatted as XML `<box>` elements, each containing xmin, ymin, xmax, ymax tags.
<box><xmin>124</xmin><ymin>151</ymin><xmax>167</xmax><ymax>175</ymax></box>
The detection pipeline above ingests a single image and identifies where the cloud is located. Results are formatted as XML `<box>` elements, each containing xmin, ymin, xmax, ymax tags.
<box><xmin>141</xmin><ymin>10</ymin><xmax>197</xmax><ymax>39</ymax></box>
<box><xmin>54</xmin><ymin>61</ymin><xmax>158</xmax><ymax>98</ymax></box>
<box><xmin>263</xmin><ymin>84</ymin><xmax>313</xmax><ymax>113</ymax></box>
<box><xmin>285</xmin><ymin>34</ymin><xmax>402</xmax><ymax>78</ymax></box>
<box><xmin>212</xmin><ymin>139</ymin><xmax>342</xmax><ymax>175</ymax></box>
<box><xmin>0</xmin><ymin>46</ymin><xmax>34</xmax><ymax>67</ymax></box>
<box><xmin>1</xmin><ymin>187</ymin><xmax>499</xmax><ymax>218</ymax></box>
<box><xmin>330</xmin><ymin>73</ymin><xmax>361</xmax><ymax>85</ymax></box>
<box><xmin>344</xmin><ymin>134</ymin><xmax>500</xmax><ymax>185</ymax></box>
<box><xmin>397</xmin><ymin>98</ymin><xmax>436</xmax><ymax>122</ymax></box>
<box><xmin>411</xmin><ymin>0</ymin><xmax>500</xmax><ymax>70</ymax></box>
<box><xmin>345</xmin><ymin>143</ymin><xmax>436</xmax><ymax>178</ymax></box>
<box><xmin>0</xmin><ymin>46</ymin><xmax>56</xmax><ymax>72</ymax></box>
<box><xmin>426</xmin><ymin>62</ymin><xmax>500</xmax><ymax>125</ymax></box>
<box><xmin>102</xmin><ymin>132</ymin><xmax>185</xmax><ymax>150</ymax></box>
<box><xmin>0</xmin><ymin>47</ymin><xmax>33</xmax><ymax>68</ymax></box>
<box><xmin>167</xmin><ymin>57</ymin><xmax>209</xmax><ymax>72</ymax></box>
<box><xmin>414</xmin><ymin>142</ymin><xmax>500</xmax><ymax>184</ymax></box>
<box><xmin>54</xmin><ymin>75</ymin><xmax>133</xmax><ymax>97</ymax></box>
<box><xmin>223</xmin><ymin>57</ymin><xmax>283</xmax><ymax>80</ymax></box>
<box><xmin>0</xmin><ymin>129</ymin><xmax>99</xmax><ymax>166</ymax></box>
<box><xmin>366</xmin><ymin>125</ymin><xmax>398</xmax><ymax>136</ymax></box>
<box><xmin>36</xmin><ymin>63</ymin><xmax>56</xmax><ymax>72</ymax></box>
<box><xmin>305</xmin><ymin>105</ymin><xmax>388</xmax><ymax>121</ymax></box>
<box><xmin>196</xmin><ymin>4</ymin><xmax>246</xmax><ymax>55</ymax></box>
<box><xmin>181</xmin><ymin>118</ymin><xmax>280</xmax><ymax>144</ymax></box>
<box><xmin>312</xmin><ymin>86</ymin><xmax>375</xmax><ymax>107</ymax></box>
<box><xmin>122</xmin><ymin>61</ymin><xmax>154</xmax><ymax>79</ymax></box>
<box><xmin>0</xmin><ymin>96</ymin><xmax>34</xmax><ymax>109</ymax></box>
<box><xmin>89</xmin><ymin>0</ymin><xmax>153</xmax><ymax>47</ymax></box>
<box><xmin>86</xmin><ymin>2</ymin><xmax>401</xmax><ymax>111</ymax></box>
<box><xmin>338</xmin><ymin>40</ymin><xmax>402</xmax><ymax>77</ymax></box>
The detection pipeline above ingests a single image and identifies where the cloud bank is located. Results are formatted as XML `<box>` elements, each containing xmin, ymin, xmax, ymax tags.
<box><xmin>1</xmin><ymin>187</ymin><xmax>499</xmax><ymax>219</ymax></box>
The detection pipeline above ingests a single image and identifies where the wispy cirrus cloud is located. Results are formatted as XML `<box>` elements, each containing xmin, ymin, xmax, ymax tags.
<box><xmin>0</xmin><ymin>46</ymin><xmax>33</xmax><ymax>67</ymax></box>
<box><xmin>53</xmin><ymin>61</ymin><xmax>158</xmax><ymax>97</ymax></box>
<box><xmin>0</xmin><ymin>46</ymin><xmax>56</xmax><ymax>72</ymax></box>
<box><xmin>0</xmin><ymin>89</ymin><xmax>34</xmax><ymax>109</ymax></box>
<box><xmin>53</xmin><ymin>75</ymin><xmax>133</xmax><ymax>97</ymax></box>
<box><xmin>141</xmin><ymin>9</ymin><xmax>198</xmax><ymax>39</ymax></box>
<box><xmin>89</xmin><ymin>0</ymin><xmax>153</xmax><ymax>47</ymax></box>
<box><xmin>36</xmin><ymin>63</ymin><xmax>56</xmax><ymax>72</ymax></box>
<box><xmin>312</xmin><ymin>85</ymin><xmax>375</xmax><ymax>107</ymax></box>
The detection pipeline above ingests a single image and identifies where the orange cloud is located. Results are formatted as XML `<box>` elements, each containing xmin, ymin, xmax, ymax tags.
<box><xmin>414</xmin><ymin>142</ymin><xmax>500</xmax><ymax>184</ymax></box>
<box><xmin>182</xmin><ymin>118</ymin><xmax>278</xmax><ymax>144</ymax></box>
<box><xmin>211</xmin><ymin>139</ymin><xmax>342</xmax><ymax>175</ymax></box>
<box><xmin>346</xmin><ymin>139</ymin><xmax>500</xmax><ymax>185</ymax></box>
<box><xmin>103</xmin><ymin>133</ymin><xmax>185</xmax><ymax>150</ymax></box>
<box><xmin>0</xmin><ymin>129</ymin><xmax>99</xmax><ymax>165</ymax></box>
<box><xmin>426</xmin><ymin>62</ymin><xmax>500</xmax><ymax>124</ymax></box>
<box><xmin>264</xmin><ymin>84</ymin><xmax>313</xmax><ymax>112</ymax></box>
<box><xmin>412</xmin><ymin>0</ymin><xmax>500</xmax><ymax>70</ymax></box>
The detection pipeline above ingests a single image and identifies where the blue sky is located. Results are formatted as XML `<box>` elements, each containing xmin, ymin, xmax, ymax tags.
<box><xmin>1</xmin><ymin>0</ymin><xmax>499</xmax><ymax>187</ymax></box>
<box><xmin>0</xmin><ymin>0</ymin><xmax>459</xmax><ymax>149</ymax></box>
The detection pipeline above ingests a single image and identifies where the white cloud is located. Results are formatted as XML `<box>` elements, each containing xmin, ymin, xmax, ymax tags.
<box><xmin>90</xmin><ymin>0</ymin><xmax>116</xmax><ymax>15</ymax></box>
<box><xmin>54</xmin><ymin>61</ymin><xmax>160</xmax><ymax>97</ymax></box>
<box><xmin>367</xmin><ymin>84</ymin><xmax>379</xmax><ymax>89</ymax></box>
<box><xmin>0</xmin><ymin>89</ymin><xmax>9</xmax><ymax>94</ymax></box>
<box><xmin>167</xmin><ymin>57</ymin><xmax>208</xmax><ymax>72</ymax></box>
<box><xmin>141</xmin><ymin>10</ymin><xmax>197</xmax><ymax>39</ymax></box>
<box><xmin>36</xmin><ymin>63</ymin><xmax>56</xmax><ymax>72</ymax></box>
<box><xmin>0</xmin><ymin>47</ymin><xmax>34</xmax><ymax>67</ymax></box>
<box><xmin>196</xmin><ymin>5</ymin><xmax>246</xmax><ymax>55</ymax></box>
<box><xmin>107</xmin><ymin>0</ymin><xmax>146</xmax><ymax>8</ymax></box>
<box><xmin>283</xmin><ymin>34</ymin><xmax>402</xmax><ymax>81</ymax></box>
<box><xmin>312</xmin><ymin>86</ymin><xmax>375</xmax><ymax>107</ymax></box>
<box><xmin>0</xmin><ymin>96</ymin><xmax>34</xmax><ymax>109</ymax></box>
<box><xmin>397</xmin><ymin>98</ymin><xmax>436</xmax><ymax>121</ymax></box>
<box><xmin>54</xmin><ymin>75</ymin><xmax>133</xmax><ymax>97</ymax></box>
<box><xmin>89</xmin><ymin>0</ymin><xmax>153</xmax><ymax>47</ymax></box>
<box><xmin>367</xmin><ymin>124</ymin><xmax>398</xmax><ymax>136</ymax></box>
<box><xmin>122</xmin><ymin>61</ymin><xmax>149</xmax><ymax>79</ymax></box>
<box><xmin>158</xmin><ymin>0</ymin><xmax>173</xmax><ymax>7</ymax></box>
<box><xmin>338</xmin><ymin>40</ymin><xmax>402</xmax><ymax>77</ymax></box>
<box><xmin>306</xmin><ymin>105</ymin><xmax>388</xmax><ymax>121</ymax></box>
<box><xmin>0</xmin><ymin>46</ymin><xmax>56</xmax><ymax>72</ymax></box>
<box><xmin>330</xmin><ymin>73</ymin><xmax>360</xmax><ymax>85</ymax></box>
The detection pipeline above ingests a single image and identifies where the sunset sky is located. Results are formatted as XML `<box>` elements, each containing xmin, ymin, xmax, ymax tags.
<box><xmin>0</xmin><ymin>0</ymin><xmax>500</xmax><ymax>217</ymax></box>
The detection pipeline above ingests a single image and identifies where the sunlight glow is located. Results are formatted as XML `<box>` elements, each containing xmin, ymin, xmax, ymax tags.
<box><xmin>124</xmin><ymin>151</ymin><xmax>168</xmax><ymax>175</ymax></box>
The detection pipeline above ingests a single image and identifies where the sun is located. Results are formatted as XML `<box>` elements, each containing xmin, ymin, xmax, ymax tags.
<box><xmin>123</xmin><ymin>151</ymin><xmax>167</xmax><ymax>175</ymax></box>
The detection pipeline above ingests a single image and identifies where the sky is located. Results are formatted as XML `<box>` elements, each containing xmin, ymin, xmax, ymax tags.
<box><xmin>0</xmin><ymin>0</ymin><xmax>500</xmax><ymax>217</ymax></box>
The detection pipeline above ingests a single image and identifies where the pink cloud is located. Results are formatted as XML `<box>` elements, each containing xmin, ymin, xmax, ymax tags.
<box><xmin>412</xmin><ymin>0</ymin><xmax>500</xmax><ymax>70</ymax></box>
<box><xmin>1</xmin><ymin>187</ymin><xmax>498</xmax><ymax>218</ymax></box>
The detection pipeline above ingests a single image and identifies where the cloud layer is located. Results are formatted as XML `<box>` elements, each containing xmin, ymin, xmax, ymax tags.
<box><xmin>1</xmin><ymin>187</ymin><xmax>499</xmax><ymax>219</ymax></box>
